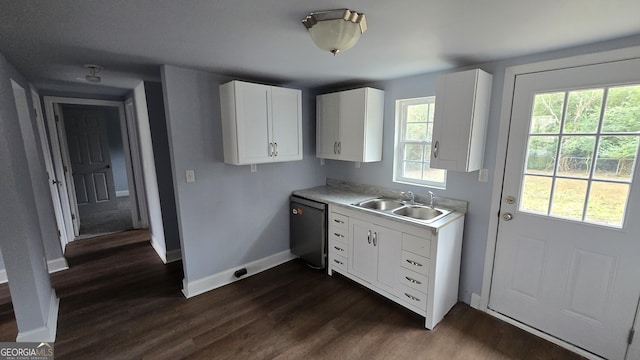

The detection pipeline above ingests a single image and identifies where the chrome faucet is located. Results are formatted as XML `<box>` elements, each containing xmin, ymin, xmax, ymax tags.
<box><xmin>401</xmin><ymin>191</ymin><xmax>415</xmax><ymax>205</ymax></box>
<box><xmin>428</xmin><ymin>191</ymin><xmax>435</xmax><ymax>209</ymax></box>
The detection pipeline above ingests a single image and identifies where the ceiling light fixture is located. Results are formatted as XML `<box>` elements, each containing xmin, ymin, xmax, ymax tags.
<box><xmin>84</xmin><ymin>64</ymin><xmax>103</xmax><ymax>83</ymax></box>
<box><xmin>302</xmin><ymin>9</ymin><xmax>367</xmax><ymax>55</ymax></box>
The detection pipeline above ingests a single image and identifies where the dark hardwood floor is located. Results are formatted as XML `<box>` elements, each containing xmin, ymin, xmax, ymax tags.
<box><xmin>0</xmin><ymin>230</ymin><xmax>585</xmax><ymax>359</ymax></box>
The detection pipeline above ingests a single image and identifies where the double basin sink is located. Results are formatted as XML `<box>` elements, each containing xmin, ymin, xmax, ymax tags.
<box><xmin>352</xmin><ymin>198</ymin><xmax>452</xmax><ymax>223</ymax></box>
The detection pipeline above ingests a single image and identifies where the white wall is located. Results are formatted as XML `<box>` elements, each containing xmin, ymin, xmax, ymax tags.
<box><xmin>161</xmin><ymin>65</ymin><xmax>325</xmax><ymax>287</ymax></box>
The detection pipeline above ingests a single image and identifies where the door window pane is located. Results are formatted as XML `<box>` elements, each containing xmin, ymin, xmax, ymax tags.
<box><xmin>594</xmin><ymin>136</ymin><xmax>639</xmax><ymax>181</ymax></box>
<box><xmin>525</xmin><ymin>136</ymin><xmax>558</xmax><ymax>175</ymax></box>
<box><xmin>520</xmin><ymin>175</ymin><xmax>552</xmax><ymax>214</ymax></box>
<box><xmin>585</xmin><ymin>182</ymin><xmax>629</xmax><ymax>227</ymax></box>
<box><xmin>602</xmin><ymin>85</ymin><xmax>640</xmax><ymax>133</ymax></box>
<box><xmin>550</xmin><ymin>178</ymin><xmax>588</xmax><ymax>220</ymax></box>
<box><xmin>557</xmin><ymin>136</ymin><xmax>596</xmax><ymax>178</ymax></box>
<box><xmin>563</xmin><ymin>89</ymin><xmax>603</xmax><ymax>134</ymax></box>
<box><xmin>531</xmin><ymin>92</ymin><xmax>564</xmax><ymax>134</ymax></box>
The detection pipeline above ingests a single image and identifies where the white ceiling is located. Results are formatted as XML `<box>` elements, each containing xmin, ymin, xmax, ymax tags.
<box><xmin>2</xmin><ymin>0</ymin><xmax>640</xmax><ymax>95</ymax></box>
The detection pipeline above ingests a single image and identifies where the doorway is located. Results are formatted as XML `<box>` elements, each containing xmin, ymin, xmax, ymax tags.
<box><xmin>42</xmin><ymin>97</ymin><xmax>148</xmax><ymax>243</ymax></box>
<box><xmin>486</xmin><ymin>57</ymin><xmax>640</xmax><ymax>359</ymax></box>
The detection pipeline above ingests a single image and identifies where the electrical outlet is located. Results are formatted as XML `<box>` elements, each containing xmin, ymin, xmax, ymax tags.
<box><xmin>186</xmin><ymin>170</ymin><xmax>195</xmax><ymax>183</ymax></box>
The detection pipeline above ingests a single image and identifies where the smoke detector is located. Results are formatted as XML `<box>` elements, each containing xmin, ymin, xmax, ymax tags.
<box><xmin>84</xmin><ymin>64</ymin><xmax>103</xmax><ymax>83</ymax></box>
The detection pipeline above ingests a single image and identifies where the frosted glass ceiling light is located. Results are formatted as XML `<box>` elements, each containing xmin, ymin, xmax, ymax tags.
<box><xmin>302</xmin><ymin>9</ymin><xmax>367</xmax><ymax>55</ymax></box>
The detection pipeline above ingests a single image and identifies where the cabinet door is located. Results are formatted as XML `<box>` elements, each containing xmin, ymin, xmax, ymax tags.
<box><xmin>316</xmin><ymin>93</ymin><xmax>340</xmax><ymax>159</ymax></box>
<box><xmin>375</xmin><ymin>225</ymin><xmax>402</xmax><ymax>295</ymax></box>
<box><xmin>271</xmin><ymin>87</ymin><xmax>302</xmax><ymax>162</ymax></box>
<box><xmin>348</xmin><ymin>218</ymin><xmax>377</xmax><ymax>284</ymax></box>
<box><xmin>235</xmin><ymin>82</ymin><xmax>271</xmax><ymax>164</ymax></box>
<box><xmin>338</xmin><ymin>88</ymin><xmax>366</xmax><ymax>161</ymax></box>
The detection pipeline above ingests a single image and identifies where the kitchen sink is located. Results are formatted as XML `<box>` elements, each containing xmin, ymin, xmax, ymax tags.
<box><xmin>353</xmin><ymin>198</ymin><xmax>453</xmax><ymax>224</ymax></box>
<box><xmin>355</xmin><ymin>198</ymin><xmax>404</xmax><ymax>211</ymax></box>
<box><xmin>392</xmin><ymin>205</ymin><xmax>451</xmax><ymax>222</ymax></box>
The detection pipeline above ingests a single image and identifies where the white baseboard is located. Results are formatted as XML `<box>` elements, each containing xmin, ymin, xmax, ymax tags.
<box><xmin>182</xmin><ymin>250</ymin><xmax>295</xmax><ymax>299</ymax></box>
<box><xmin>16</xmin><ymin>291</ymin><xmax>58</xmax><ymax>342</ymax></box>
<box><xmin>165</xmin><ymin>248</ymin><xmax>182</xmax><ymax>263</ymax></box>
<box><xmin>47</xmin><ymin>257</ymin><xmax>69</xmax><ymax>274</ymax></box>
<box><xmin>470</xmin><ymin>293</ymin><xmax>481</xmax><ymax>309</ymax></box>
<box><xmin>116</xmin><ymin>190</ymin><xmax>130</xmax><ymax>197</ymax></box>
<box><xmin>0</xmin><ymin>259</ymin><xmax>68</xmax><ymax>285</ymax></box>
<box><xmin>150</xmin><ymin>237</ymin><xmax>167</xmax><ymax>263</ymax></box>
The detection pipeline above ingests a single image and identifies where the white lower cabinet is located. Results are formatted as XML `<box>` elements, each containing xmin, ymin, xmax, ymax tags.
<box><xmin>327</xmin><ymin>205</ymin><xmax>464</xmax><ymax>329</ymax></box>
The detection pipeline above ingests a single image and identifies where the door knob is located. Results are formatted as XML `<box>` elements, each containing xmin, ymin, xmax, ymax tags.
<box><xmin>502</xmin><ymin>213</ymin><xmax>513</xmax><ymax>221</ymax></box>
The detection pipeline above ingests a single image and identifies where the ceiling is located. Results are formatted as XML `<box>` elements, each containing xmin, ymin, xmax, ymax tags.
<box><xmin>2</xmin><ymin>0</ymin><xmax>640</xmax><ymax>95</ymax></box>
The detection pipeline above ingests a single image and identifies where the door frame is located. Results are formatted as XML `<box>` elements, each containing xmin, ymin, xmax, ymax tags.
<box><xmin>42</xmin><ymin>96</ymin><xmax>147</xmax><ymax>243</ymax></box>
<box><xmin>31</xmin><ymin>88</ymin><xmax>69</xmax><ymax>250</ymax></box>
<box><xmin>479</xmin><ymin>45</ymin><xmax>640</xmax><ymax>359</ymax></box>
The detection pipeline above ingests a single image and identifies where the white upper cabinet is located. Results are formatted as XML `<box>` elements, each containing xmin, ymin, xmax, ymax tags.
<box><xmin>220</xmin><ymin>80</ymin><xmax>302</xmax><ymax>165</ymax></box>
<box><xmin>316</xmin><ymin>87</ymin><xmax>384</xmax><ymax>162</ymax></box>
<box><xmin>430</xmin><ymin>69</ymin><xmax>492</xmax><ymax>172</ymax></box>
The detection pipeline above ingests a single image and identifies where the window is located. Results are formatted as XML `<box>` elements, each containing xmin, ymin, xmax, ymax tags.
<box><xmin>520</xmin><ymin>85</ymin><xmax>640</xmax><ymax>227</ymax></box>
<box><xmin>393</xmin><ymin>97</ymin><xmax>446</xmax><ymax>188</ymax></box>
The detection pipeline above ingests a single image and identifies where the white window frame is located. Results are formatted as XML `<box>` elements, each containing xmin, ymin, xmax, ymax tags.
<box><xmin>393</xmin><ymin>96</ymin><xmax>447</xmax><ymax>189</ymax></box>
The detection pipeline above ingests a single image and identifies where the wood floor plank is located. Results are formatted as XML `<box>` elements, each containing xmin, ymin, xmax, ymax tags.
<box><xmin>0</xmin><ymin>229</ymin><xmax>586</xmax><ymax>359</ymax></box>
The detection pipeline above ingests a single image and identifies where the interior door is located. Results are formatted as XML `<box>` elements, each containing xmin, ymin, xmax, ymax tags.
<box><xmin>62</xmin><ymin>105</ymin><xmax>118</xmax><ymax>216</ymax></box>
<box><xmin>490</xmin><ymin>58</ymin><xmax>640</xmax><ymax>359</ymax></box>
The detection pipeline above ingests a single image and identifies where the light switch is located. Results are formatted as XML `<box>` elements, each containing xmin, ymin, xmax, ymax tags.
<box><xmin>186</xmin><ymin>170</ymin><xmax>195</xmax><ymax>183</ymax></box>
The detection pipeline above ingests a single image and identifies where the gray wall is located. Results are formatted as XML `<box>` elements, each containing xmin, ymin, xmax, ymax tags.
<box><xmin>0</xmin><ymin>52</ymin><xmax>55</xmax><ymax>331</ymax></box>
<box><xmin>323</xmin><ymin>33</ymin><xmax>640</xmax><ymax>304</ymax></box>
<box><xmin>144</xmin><ymin>81</ymin><xmax>180</xmax><ymax>253</ymax></box>
<box><xmin>161</xmin><ymin>65</ymin><xmax>325</xmax><ymax>284</ymax></box>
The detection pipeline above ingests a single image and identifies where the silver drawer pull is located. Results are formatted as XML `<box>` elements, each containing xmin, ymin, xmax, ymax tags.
<box><xmin>333</xmin><ymin>233</ymin><xmax>344</xmax><ymax>238</ymax></box>
<box><xmin>333</xmin><ymin>259</ymin><xmax>344</xmax><ymax>265</ymax></box>
<box><xmin>334</xmin><ymin>246</ymin><xmax>345</xmax><ymax>252</ymax></box>
<box><xmin>405</xmin><ymin>293</ymin><xmax>420</xmax><ymax>302</ymax></box>
<box><xmin>405</xmin><ymin>276</ymin><xmax>421</xmax><ymax>285</ymax></box>
<box><xmin>333</xmin><ymin>219</ymin><xmax>344</xmax><ymax>224</ymax></box>
<box><xmin>406</xmin><ymin>259</ymin><xmax>423</xmax><ymax>267</ymax></box>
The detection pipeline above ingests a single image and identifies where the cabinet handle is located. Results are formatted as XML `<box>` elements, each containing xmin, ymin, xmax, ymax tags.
<box><xmin>334</xmin><ymin>141</ymin><xmax>337</xmax><ymax>154</ymax></box>
<box><xmin>372</xmin><ymin>232</ymin><xmax>377</xmax><ymax>246</ymax></box>
<box><xmin>333</xmin><ymin>219</ymin><xmax>344</xmax><ymax>224</ymax></box>
<box><xmin>274</xmin><ymin>142</ymin><xmax>278</xmax><ymax>156</ymax></box>
<box><xmin>333</xmin><ymin>259</ymin><xmax>344</xmax><ymax>265</ymax></box>
<box><xmin>405</xmin><ymin>276</ymin><xmax>421</xmax><ymax>285</ymax></box>
<box><xmin>406</xmin><ymin>259</ymin><xmax>423</xmax><ymax>267</ymax></box>
<box><xmin>334</xmin><ymin>246</ymin><xmax>344</xmax><ymax>252</ymax></box>
<box><xmin>333</xmin><ymin>232</ymin><xmax>344</xmax><ymax>238</ymax></box>
<box><xmin>433</xmin><ymin>141</ymin><xmax>439</xmax><ymax>158</ymax></box>
<box><xmin>405</xmin><ymin>293</ymin><xmax>421</xmax><ymax>302</ymax></box>
<box><xmin>367</xmin><ymin>230</ymin><xmax>371</xmax><ymax>244</ymax></box>
<box><xmin>268</xmin><ymin>143</ymin><xmax>273</xmax><ymax>156</ymax></box>
<box><xmin>338</xmin><ymin>141</ymin><xmax>341</xmax><ymax>154</ymax></box>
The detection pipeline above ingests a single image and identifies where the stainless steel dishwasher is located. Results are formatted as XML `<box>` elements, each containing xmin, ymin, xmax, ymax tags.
<box><xmin>290</xmin><ymin>195</ymin><xmax>327</xmax><ymax>269</ymax></box>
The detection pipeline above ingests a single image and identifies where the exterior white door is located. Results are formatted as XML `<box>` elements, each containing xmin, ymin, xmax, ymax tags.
<box><xmin>490</xmin><ymin>58</ymin><xmax>640</xmax><ymax>359</ymax></box>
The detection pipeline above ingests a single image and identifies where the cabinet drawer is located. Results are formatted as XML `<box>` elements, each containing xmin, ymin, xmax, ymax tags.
<box><xmin>402</xmin><ymin>233</ymin><xmax>431</xmax><ymax>258</ymax></box>
<box><xmin>329</xmin><ymin>241</ymin><xmax>348</xmax><ymax>257</ymax></box>
<box><xmin>329</xmin><ymin>253</ymin><xmax>348</xmax><ymax>273</ymax></box>
<box><xmin>399</xmin><ymin>267</ymin><xmax>429</xmax><ymax>293</ymax></box>
<box><xmin>330</xmin><ymin>213</ymin><xmax>348</xmax><ymax>228</ymax></box>
<box><xmin>399</xmin><ymin>284</ymin><xmax>427</xmax><ymax>311</ymax></box>
<box><xmin>330</xmin><ymin>228</ymin><xmax>348</xmax><ymax>244</ymax></box>
<box><xmin>401</xmin><ymin>251</ymin><xmax>430</xmax><ymax>276</ymax></box>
